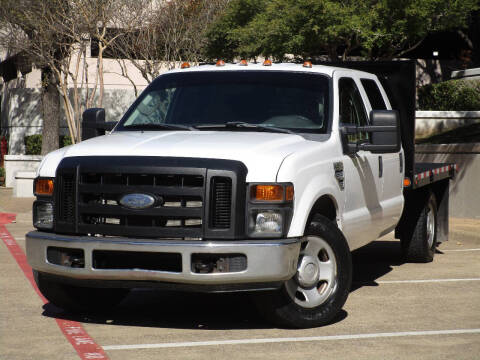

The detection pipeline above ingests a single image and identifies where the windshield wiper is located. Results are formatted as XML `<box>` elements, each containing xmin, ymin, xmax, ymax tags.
<box><xmin>195</xmin><ymin>122</ymin><xmax>295</xmax><ymax>134</ymax></box>
<box><xmin>123</xmin><ymin>123</ymin><xmax>197</xmax><ymax>131</ymax></box>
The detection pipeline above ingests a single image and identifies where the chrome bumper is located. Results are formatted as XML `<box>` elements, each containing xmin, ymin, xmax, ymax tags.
<box><xmin>26</xmin><ymin>231</ymin><xmax>300</xmax><ymax>285</ymax></box>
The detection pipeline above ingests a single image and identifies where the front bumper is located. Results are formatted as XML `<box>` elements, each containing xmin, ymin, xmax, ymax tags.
<box><xmin>26</xmin><ymin>231</ymin><xmax>301</xmax><ymax>288</ymax></box>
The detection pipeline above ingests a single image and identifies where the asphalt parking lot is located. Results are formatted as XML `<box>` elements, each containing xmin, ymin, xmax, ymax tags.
<box><xmin>1</xmin><ymin>187</ymin><xmax>479</xmax><ymax>360</ymax></box>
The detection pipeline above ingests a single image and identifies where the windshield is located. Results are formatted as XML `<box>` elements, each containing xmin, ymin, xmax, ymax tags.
<box><xmin>116</xmin><ymin>71</ymin><xmax>330</xmax><ymax>133</ymax></box>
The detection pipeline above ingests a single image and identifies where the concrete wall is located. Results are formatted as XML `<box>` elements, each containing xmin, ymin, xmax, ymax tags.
<box><xmin>4</xmin><ymin>154</ymin><xmax>42</xmax><ymax>187</ymax></box>
<box><xmin>415</xmin><ymin>111</ymin><xmax>480</xmax><ymax>139</ymax></box>
<box><xmin>416</xmin><ymin>144</ymin><xmax>480</xmax><ymax>219</ymax></box>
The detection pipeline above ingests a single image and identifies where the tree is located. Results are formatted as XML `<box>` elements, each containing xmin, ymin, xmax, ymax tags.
<box><xmin>204</xmin><ymin>0</ymin><xmax>480</xmax><ymax>61</ymax></box>
<box><xmin>204</xmin><ymin>0</ymin><xmax>266</xmax><ymax>61</ymax></box>
<box><xmin>112</xmin><ymin>0</ymin><xmax>229</xmax><ymax>85</ymax></box>
<box><xmin>362</xmin><ymin>0</ymin><xmax>480</xmax><ymax>59</ymax></box>
<box><xmin>0</xmin><ymin>0</ymin><xmax>140</xmax><ymax>148</ymax></box>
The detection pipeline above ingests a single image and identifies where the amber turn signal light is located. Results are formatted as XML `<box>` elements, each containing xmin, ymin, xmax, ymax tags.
<box><xmin>286</xmin><ymin>185</ymin><xmax>294</xmax><ymax>201</ymax></box>
<box><xmin>253</xmin><ymin>185</ymin><xmax>283</xmax><ymax>201</ymax></box>
<box><xmin>180</xmin><ymin>62</ymin><xmax>190</xmax><ymax>69</ymax></box>
<box><xmin>35</xmin><ymin>178</ymin><xmax>54</xmax><ymax>196</ymax></box>
<box><xmin>403</xmin><ymin>177</ymin><xmax>411</xmax><ymax>187</ymax></box>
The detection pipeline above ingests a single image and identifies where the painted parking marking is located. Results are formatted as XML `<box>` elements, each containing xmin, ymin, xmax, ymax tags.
<box><xmin>102</xmin><ymin>328</ymin><xmax>480</xmax><ymax>351</ymax></box>
<box><xmin>376</xmin><ymin>278</ymin><xmax>480</xmax><ymax>284</ymax></box>
<box><xmin>0</xmin><ymin>213</ymin><xmax>109</xmax><ymax>360</ymax></box>
<box><xmin>353</xmin><ymin>278</ymin><xmax>480</xmax><ymax>286</ymax></box>
<box><xmin>442</xmin><ymin>248</ymin><xmax>480</xmax><ymax>252</ymax></box>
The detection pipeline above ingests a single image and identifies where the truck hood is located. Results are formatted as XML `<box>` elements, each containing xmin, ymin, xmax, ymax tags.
<box><xmin>38</xmin><ymin>131</ymin><xmax>311</xmax><ymax>181</ymax></box>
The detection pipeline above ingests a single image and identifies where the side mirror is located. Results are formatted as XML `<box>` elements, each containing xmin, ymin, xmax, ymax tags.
<box><xmin>340</xmin><ymin>110</ymin><xmax>400</xmax><ymax>154</ymax></box>
<box><xmin>81</xmin><ymin>108</ymin><xmax>117</xmax><ymax>141</ymax></box>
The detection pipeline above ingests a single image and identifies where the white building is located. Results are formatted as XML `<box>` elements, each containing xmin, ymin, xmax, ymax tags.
<box><xmin>0</xmin><ymin>41</ymin><xmax>153</xmax><ymax>154</ymax></box>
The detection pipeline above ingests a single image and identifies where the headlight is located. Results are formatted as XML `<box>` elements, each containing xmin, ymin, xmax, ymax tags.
<box><xmin>247</xmin><ymin>183</ymin><xmax>293</xmax><ymax>238</ymax></box>
<box><xmin>33</xmin><ymin>201</ymin><xmax>54</xmax><ymax>229</ymax></box>
<box><xmin>253</xmin><ymin>210</ymin><xmax>283</xmax><ymax>234</ymax></box>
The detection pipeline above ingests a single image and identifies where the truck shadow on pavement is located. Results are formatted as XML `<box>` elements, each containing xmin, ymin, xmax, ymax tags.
<box><xmin>351</xmin><ymin>240</ymin><xmax>406</xmax><ymax>292</ymax></box>
<box><xmin>40</xmin><ymin>240</ymin><xmax>408</xmax><ymax>330</ymax></box>
<box><xmin>41</xmin><ymin>292</ymin><xmax>347</xmax><ymax>330</ymax></box>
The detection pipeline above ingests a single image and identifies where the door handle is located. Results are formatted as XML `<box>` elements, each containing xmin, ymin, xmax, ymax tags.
<box><xmin>378</xmin><ymin>156</ymin><xmax>383</xmax><ymax>178</ymax></box>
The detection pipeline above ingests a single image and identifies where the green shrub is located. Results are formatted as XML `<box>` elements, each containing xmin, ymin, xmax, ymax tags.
<box><xmin>24</xmin><ymin>135</ymin><xmax>42</xmax><ymax>155</ymax></box>
<box><xmin>24</xmin><ymin>135</ymin><xmax>73</xmax><ymax>155</ymax></box>
<box><xmin>0</xmin><ymin>167</ymin><xmax>5</xmax><ymax>177</ymax></box>
<box><xmin>418</xmin><ymin>79</ymin><xmax>480</xmax><ymax>111</ymax></box>
<box><xmin>60</xmin><ymin>135</ymin><xmax>72</xmax><ymax>147</ymax></box>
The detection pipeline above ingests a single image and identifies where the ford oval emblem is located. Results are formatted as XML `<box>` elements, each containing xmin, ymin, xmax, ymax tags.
<box><xmin>119</xmin><ymin>193</ymin><xmax>156</xmax><ymax>210</ymax></box>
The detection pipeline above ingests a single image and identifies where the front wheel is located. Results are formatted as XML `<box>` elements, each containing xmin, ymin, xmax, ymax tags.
<box><xmin>254</xmin><ymin>215</ymin><xmax>352</xmax><ymax>328</ymax></box>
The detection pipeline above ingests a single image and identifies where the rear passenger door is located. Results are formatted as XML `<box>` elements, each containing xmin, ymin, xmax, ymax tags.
<box><xmin>360</xmin><ymin>77</ymin><xmax>404</xmax><ymax>235</ymax></box>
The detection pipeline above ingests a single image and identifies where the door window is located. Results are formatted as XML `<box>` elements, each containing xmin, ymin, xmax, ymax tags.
<box><xmin>361</xmin><ymin>79</ymin><xmax>387</xmax><ymax>110</ymax></box>
<box><xmin>339</xmin><ymin>78</ymin><xmax>369</xmax><ymax>142</ymax></box>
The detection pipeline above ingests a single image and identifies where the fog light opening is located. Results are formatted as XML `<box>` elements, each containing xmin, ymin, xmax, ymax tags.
<box><xmin>47</xmin><ymin>247</ymin><xmax>85</xmax><ymax>268</ymax></box>
<box><xmin>191</xmin><ymin>254</ymin><xmax>247</xmax><ymax>274</ymax></box>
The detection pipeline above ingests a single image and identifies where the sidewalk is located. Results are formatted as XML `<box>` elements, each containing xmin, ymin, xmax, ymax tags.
<box><xmin>0</xmin><ymin>187</ymin><xmax>35</xmax><ymax>226</ymax></box>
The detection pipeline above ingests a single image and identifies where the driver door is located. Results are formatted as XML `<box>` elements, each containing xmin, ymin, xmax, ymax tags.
<box><xmin>335</xmin><ymin>73</ymin><xmax>384</xmax><ymax>250</ymax></box>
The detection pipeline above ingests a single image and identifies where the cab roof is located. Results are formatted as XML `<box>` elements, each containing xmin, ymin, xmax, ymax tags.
<box><xmin>167</xmin><ymin>62</ymin><xmax>375</xmax><ymax>78</ymax></box>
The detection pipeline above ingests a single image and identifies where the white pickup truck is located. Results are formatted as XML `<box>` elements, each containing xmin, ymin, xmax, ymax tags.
<box><xmin>27</xmin><ymin>60</ymin><xmax>455</xmax><ymax>328</ymax></box>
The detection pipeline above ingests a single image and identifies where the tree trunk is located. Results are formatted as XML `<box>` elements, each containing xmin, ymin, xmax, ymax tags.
<box><xmin>41</xmin><ymin>68</ymin><xmax>60</xmax><ymax>155</ymax></box>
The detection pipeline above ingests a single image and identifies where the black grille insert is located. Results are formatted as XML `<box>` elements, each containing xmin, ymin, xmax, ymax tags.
<box><xmin>59</xmin><ymin>175</ymin><xmax>75</xmax><ymax>223</ymax></box>
<box><xmin>211</xmin><ymin>177</ymin><xmax>232</xmax><ymax>229</ymax></box>
<box><xmin>93</xmin><ymin>250</ymin><xmax>182</xmax><ymax>272</ymax></box>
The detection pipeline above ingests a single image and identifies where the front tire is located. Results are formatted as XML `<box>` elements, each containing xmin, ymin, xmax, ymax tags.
<box><xmin>34</xmin><ymin>271</ymin><xmax>129</xmax><ymax>313</ymax></box>
<box><xmin>254</xmin><ymin>215</ymin><xmax>352</xmax><ymax>328</ymax></box>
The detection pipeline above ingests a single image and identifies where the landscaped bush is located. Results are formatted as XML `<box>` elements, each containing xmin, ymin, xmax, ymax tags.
<box><xmin>0</xmin><ymin>167</ymin><xmax>5</xmax><ymax>177</ymax></box>
<box><xmin>418</xmin><ymin>79</ymin><xmax>480</xmax><ymax>111</ymax></box>
<box><xmin>24</xmin><ymin>135</ymin><xmax>42</xmax><ymax>155</ymax></box>
<box><xmin>61</xmin><ymin>135</ymin><xmax>72</xmax><ymax>147</ymax></box>
<box><xmin>24</xmin><ymin>135</ymin><xmax>73</xmax><ymax>155</ymax></box>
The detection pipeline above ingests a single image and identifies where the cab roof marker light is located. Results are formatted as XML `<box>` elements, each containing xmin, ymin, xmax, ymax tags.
<box><xmin>239</xmin><ymin>59</ymin><xmax>248</xmax><ymax>66</ymax></box>
<box><xmin>263</xmin><ymin>59</ymin><xmax>272</xmax><ymax>66</ymax></box>
<box><xmin>216</xmin><ymin>59</ymin><xmax>226</xmax><ymax>67</ymax></box>
<box><xmin>303</xmin><ymin>61</ymin><xmax>312</xmax><ymax>68</ymax></box>
<box><xmin>180</xmin><ymin>62</ymin><xmax>190</xmax><ymax>69</ymax></box>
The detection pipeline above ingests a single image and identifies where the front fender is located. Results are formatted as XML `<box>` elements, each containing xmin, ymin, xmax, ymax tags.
<box><xmin>276</xmin><ymin>150</ymin><xmax>344</xmax><ymax>238</ymax></box>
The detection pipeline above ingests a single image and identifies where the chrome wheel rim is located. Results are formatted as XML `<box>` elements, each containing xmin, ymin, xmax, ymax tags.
<box><xmin>286</xmin><ymin>236</ymin><xmax>337</xmax><ymax>309</ymax></box>
<box><xmin>426</xmin><ymin>202</ymin><xmax>435</xmax><ymax>249</ymax></box>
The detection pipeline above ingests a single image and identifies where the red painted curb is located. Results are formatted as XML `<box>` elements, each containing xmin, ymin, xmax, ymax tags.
<box><xmin>0</xmin><ymin>213</ymin><xmax>109</xmax><ymax>360</ymax></box>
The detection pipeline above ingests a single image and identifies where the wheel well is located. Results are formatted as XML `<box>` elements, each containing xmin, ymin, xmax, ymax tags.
<box><xmin>307</xmin><ymin>195</ymin><xmax>337</xmax><ymax>227</ymax></box>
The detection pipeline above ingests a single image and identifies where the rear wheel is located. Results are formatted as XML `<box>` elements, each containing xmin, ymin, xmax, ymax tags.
<box><xmin>34</xmin><ymin>271</ymin><xmax>129</xmax><ymax>313</ymax></box>
<box><xmin>401</xmin><ymin>192</ymin><xmax>437</xmax><ymax>263</ymax></box>
<box><xmin>254</xmin><ymin>215</ymin><xmax>352</xmax><ymax>328</ymax></box>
